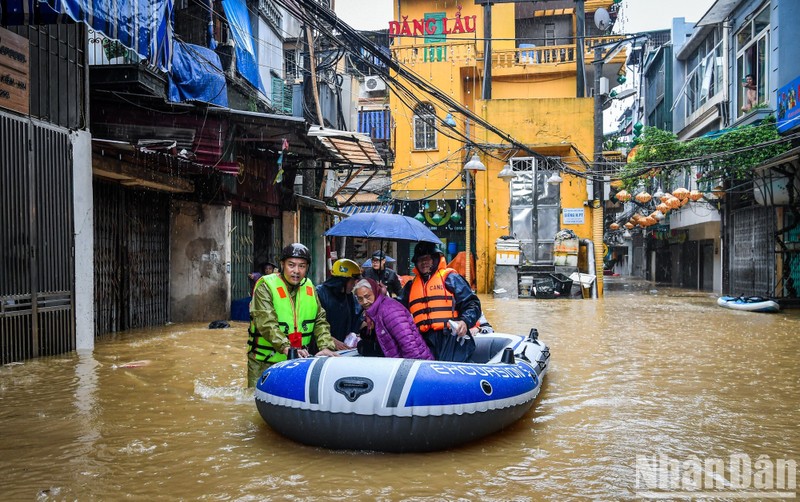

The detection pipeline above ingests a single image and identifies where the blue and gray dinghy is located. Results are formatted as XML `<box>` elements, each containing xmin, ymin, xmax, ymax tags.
<box><xmin>255</xmin><ymin>330</ymin><xmax>550</xmax><ymax>452</ymax></box>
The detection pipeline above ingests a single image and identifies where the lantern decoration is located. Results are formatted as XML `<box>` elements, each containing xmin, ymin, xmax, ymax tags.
<box><xmin>449</xmin><ymin>211</ymin><xmax>461</xmax><ymax>224</ymax></box>
<box><xmin>624</xmin><ymin>222</ymin><xmax>634</xmax><ymax>229</ymax></box>
<box><xmin>431</xmin><ymin>212</ymin><xmax>443</xmax><ymax>224</ymax></box>
<box><xmin>688</xmin><ymin>189</ymin><xmax>703</xmax><ymax>202</ymax></box>
<box><xmin>661</xmin><ymin>193</ymin><xmax>673</xmax><ymax>203</ymax></box>
<box><xmin>680</xmin><ymin>197</ymin><xmax>690</xmax><ymax>207</ymax></box>
<box><xmin>631</xmin><ymin>213</ymin><xmax>643</xmax><ymax>224</ymax></box>
<box><xmin>609</xmin><ymin>222</ymin><xmax>620</xmax><ymax>231</ymax></box>
<box><xmin>644</xmin><ymin>216</ymin><xmax>657</xmax><ymax>226</ymax></box>
<box><xmin>652</xmin><ymin>210</ymin><xmax>665</xmax><ymax>221</ymax></box>
<box><xmin>616</xmin><ymin>189</ymin><xmax>631</xmax><ymax>202</ymax></box>
<box><xmin>657</xmin><ymin>202</ymin><xmax>670</xmax><ymax>214</ymax></box>
<box><xmin>664</xmin><ymin>196</ymin><xmax>680</xmax><ymax>210</ymax></box>
<box><xmin>672</xmin><ymin>187</ymin><xmax>690</xmax><ymax>200</ymax></box>
<box><xmin>617</xmin><ymin>74</ymin><xmax>627</xmax><ymax>85</ymax></box>
<box><xmin>635</xmin><ymin>191</ymin><xmax>652</xmax><ymax>204</ymax></box>
<box><xmin>610</xmin><ymin>179</ymin><xmax>624</xmax><ymax>189</ymax></box>
<box><xmin>414</xmin><ymin>212</ymin><xmax>426</xmax><ymax>222</ymax></box>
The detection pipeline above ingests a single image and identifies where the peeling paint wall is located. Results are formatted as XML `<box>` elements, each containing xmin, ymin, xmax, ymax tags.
<box><xmin>170</xmin><ymin>201</ymin><xmax>232</xmax><ymax>321</ymax></box>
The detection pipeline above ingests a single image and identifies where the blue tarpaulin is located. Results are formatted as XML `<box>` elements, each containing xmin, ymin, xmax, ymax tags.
<box><xmin>0</xmin><ymin>0</ymin><xmax>173</xmax><ymax>72</ymax></box>
<box><xmin>168</xmin><ymin>41</ymin><xmax>228</xmax><ymax>107</ymax></box>
<box><xmin>220</xmin><ymin>0</ymin><xmax>266</xmax><ymax>96</ymax></box>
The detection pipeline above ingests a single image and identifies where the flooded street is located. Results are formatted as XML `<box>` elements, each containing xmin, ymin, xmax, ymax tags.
<box><xmin>1</xmin><ymin>288</ymin><xmax>799</xmax><ymax>500</ymax></box>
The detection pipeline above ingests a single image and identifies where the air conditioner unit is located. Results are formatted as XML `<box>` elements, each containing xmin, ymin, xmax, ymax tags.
<box><xmin>364</xmin><ymin>76</ymin><xmax>386</xmax><ymax>92</ymax></box>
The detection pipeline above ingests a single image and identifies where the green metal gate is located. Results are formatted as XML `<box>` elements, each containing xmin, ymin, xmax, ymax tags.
<box><xmin>231</xmin><ymin>211</ymin><xmax>254</xmax><ymax>300</ymax></box>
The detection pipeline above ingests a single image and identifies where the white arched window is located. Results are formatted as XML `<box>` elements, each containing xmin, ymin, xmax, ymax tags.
<box><xmin>413</xmin><ymin>103</ymin><xmax>437</xmax><ymax>150</ymax></box>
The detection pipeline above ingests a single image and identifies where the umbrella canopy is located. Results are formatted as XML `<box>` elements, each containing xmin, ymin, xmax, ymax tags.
<box><xmin>325</xmin><ymin>213</ymin><xmax>440</xmax><ymax>243</ymax></box>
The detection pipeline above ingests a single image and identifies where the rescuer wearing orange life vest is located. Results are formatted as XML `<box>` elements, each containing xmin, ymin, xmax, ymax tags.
<box><xmin>400</xmin><ymin>241</ymin><xmax>481</xmax><ymax>362</ymax></box>
<box><xmin>247</xmin><ymin>243</ymin><xmax>338</xmax><ymax>388</ymax></box>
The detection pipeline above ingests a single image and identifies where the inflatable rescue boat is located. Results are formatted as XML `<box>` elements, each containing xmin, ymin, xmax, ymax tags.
<box><xmin>717</xmin><ymin>296</ymin><xmax>780</xmax><ymax>313</ymax></box>
<box><xmin>254</xmin><ymin>329</ymin><xmax>549</xmax><ymax>452</ymax></box>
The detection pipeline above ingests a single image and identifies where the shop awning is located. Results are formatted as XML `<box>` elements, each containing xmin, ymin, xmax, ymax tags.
<box><xmin>307</xmin><ymin>126</ymin><xmax>385</xmax><ymax>167</ymax></box>
<box><xmin>338</xmin><ymin>204</ymin><xmax>394</xmax><ymax>216</ymax></box>
<box><xmin>296</xmin><ymin>195</ymin><xmax>349</xmax><ymax>217</ymax></box>
<box><xmin>533</xmin><ymin>7</ymin><xmax>574</xmax><ymax>17</ymax></box>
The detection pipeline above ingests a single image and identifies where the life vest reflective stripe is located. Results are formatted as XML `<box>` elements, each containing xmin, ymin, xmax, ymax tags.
<box><xmin>408</xmin><ymin>265</ymin><xmax>458</xmax><ymax>332</ymax></box>
<box><xmin>248</xmin><ymin>274</ymin><xmax>318</xmax><ymax>363</ymax></box>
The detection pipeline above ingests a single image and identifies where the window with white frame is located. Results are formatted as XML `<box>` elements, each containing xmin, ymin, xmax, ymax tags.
<box><xmin>736</xmin><ymin>5</ymin><xmax>770</xmax><ymax>117</ymax></box>
<box><xmin>684</xmin><ymin>28</ymin><xmax>722</xmax><ymax>118</ymax></box>
<box><xmin>413</xmin><ymin>103</ymin><xmax>437</xmax><ymax>150</ymax></box>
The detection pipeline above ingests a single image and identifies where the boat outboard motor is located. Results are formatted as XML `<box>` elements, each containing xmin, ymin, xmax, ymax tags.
<box><xmin>501</xmin><ymin>347</ymin><xmax>516</xmax><ymax>365</ymax></box>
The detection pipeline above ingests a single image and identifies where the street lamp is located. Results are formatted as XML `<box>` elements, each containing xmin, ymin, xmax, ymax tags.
<box><xmin>464</xmin><ymin>153</ymin><xmax>486</xmax><ymax>288</ymax></box>
<box><xmin>547</xmin><ymin>171</ymin><xmax>563</xmax><ymax>185</ymax></box>
<box><xmin>498</xmin><ymin>163</ymin><xmax>515</xmax><ymax>182</ymax></box>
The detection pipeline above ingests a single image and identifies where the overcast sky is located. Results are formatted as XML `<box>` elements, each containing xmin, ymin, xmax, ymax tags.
<box><xmin>334</xmin><ymin>0</ymin><xmax>717</xmax><ymax>34</ymax></box>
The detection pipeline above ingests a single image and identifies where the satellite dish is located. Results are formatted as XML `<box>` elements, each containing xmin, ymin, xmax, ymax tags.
<box><xmin>594</xmin><ymin>8</ymin><xmax>612</xmax><ymax>31</ymax></box>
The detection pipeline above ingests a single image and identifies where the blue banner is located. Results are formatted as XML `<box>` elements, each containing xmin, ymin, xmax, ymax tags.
<box><xmin>777</xmin><ymin>74</ymin><xmax>800</xmax><ymax>134</ymax></box>
<box><xmin>220</xmin><ymin>0</ymin><xmax>265</xmax><ymax>96</ymax></box>
<box><xmin>168</xmin><ymin>41</ymin><xmax>228</xmax><ymax>107</ymax></box>
<box><xmin>1</xmin><ymin>0</ymin><xmax>173</xmax><ymax>71</ymax></box>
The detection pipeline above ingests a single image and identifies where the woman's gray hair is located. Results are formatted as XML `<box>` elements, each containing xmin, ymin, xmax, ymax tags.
<box><xmin>352</xmin><ymin>279</ymin><xmax>373</xmax><ymax>294</ymax></box>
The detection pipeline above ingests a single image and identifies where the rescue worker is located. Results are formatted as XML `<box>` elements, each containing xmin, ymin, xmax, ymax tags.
<box><xmin>316</xmin><ymin>258</ymin><xmax>363</xmax><ymax>350</ymax></box>
<box><xmin>400</xmin><ymin>241</ymin><xmax>481</xmax><ymax>362</ymax></box>
<box><xmin>247</xmin><ymin>243</ymin><xmax>338</xmax><ymax>388</ymax></box>
<box><xmin>363</xmin><ymin>250</ymin><xmax>402</xmax><ymax>297</ymax></box>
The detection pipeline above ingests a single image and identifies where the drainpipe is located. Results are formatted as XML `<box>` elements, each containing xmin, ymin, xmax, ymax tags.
<box><xmin>722</xmin><ymin>21</ymin><xmax>731</xmax><ymax>126</ymax></box>
<box><xmin>580</xmin><ymin>238</ymin><xmax>598</xmax><ymax>299</ymax></box>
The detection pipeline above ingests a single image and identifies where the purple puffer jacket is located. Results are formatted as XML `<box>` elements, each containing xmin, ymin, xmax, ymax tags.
<box><xmin>366</xmin><ymin>294</ymin><xmax>434</xmax><ymax>360</ymax></box>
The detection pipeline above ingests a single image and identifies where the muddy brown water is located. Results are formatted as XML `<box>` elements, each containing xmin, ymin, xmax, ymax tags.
<box><xmin>1</xmin><ymin>288</ymin><xmax>798</xmax><ymax>500</ymax></box>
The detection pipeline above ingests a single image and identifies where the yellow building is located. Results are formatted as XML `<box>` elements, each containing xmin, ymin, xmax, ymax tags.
<box><xmin>388</xmin><ymin>0</ymin><xmax>625</xmax><ymax>295</ymax></box>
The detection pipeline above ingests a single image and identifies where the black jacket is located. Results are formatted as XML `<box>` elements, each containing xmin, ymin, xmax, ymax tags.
<box><xmin>316</xmin><ymin>277</ymin><xmax>362</xmax><ymax>341</ymax></box>
<box><xmin>363</xmin><ymin>267</ymin><xmax>402</xmax><ymax>297</ymax></box>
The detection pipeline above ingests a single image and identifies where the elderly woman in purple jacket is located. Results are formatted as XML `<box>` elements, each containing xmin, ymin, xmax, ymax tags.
<box><xmin>352</xmin><ymin>278</ymin><xmax>434</xmax><ymax>360</ymax></box>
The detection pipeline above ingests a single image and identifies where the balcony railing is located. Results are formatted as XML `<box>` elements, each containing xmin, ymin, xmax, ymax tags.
<box><xmin>391</xmin><ymin>41</ymin><xmax>478</xmax><ymax>66</ymax></box>
<box><xmin>489</xmin><ymin>36</ymin><xmax>628</xmax><ymax>69</ymax></box>
<box><xmin>88</xmin><ymin>30</ymin><xmax>144</xmax><ymax>66</ymax></box>
<box><xmin>391</xmin><ymin>36</ymin><xmax>627</xmax><ymax>70</ymax></box>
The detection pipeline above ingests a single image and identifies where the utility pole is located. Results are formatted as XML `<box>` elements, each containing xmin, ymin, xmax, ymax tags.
<box><xmin>481</xmin><ymin>2</ymin><xmax>492</xmax><ymax>99</ymax></box>
<box><xmin>576</xmin><ymin>0</ymin><xmax>585</xmax><ymax>97</ymax></box>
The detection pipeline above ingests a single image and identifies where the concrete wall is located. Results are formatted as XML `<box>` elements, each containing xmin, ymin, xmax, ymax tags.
<box><xmin>170</xmin><ymin>201</ymin><xmax>231</xmax><ymax>321</ymax></box>
<box><xmin>775</xmin><ymin>0</ymin><xmax>800</xmax><ymax>93</ymax></box>
<box><xmin>72</xmin><ymin>130</ymin><xmax>94</xmax><ymax>351</ymax></box>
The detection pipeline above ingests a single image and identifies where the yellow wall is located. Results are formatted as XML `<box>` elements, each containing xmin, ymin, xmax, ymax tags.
<box><xmin>389</xmin><ymin>0</ymin><xmax>599</xmax><ymax>293</ymax></box>
<box><xmin>472</xmin><ymin>97</ymin><xmax>595</xmax><ymax>292</ymax></box>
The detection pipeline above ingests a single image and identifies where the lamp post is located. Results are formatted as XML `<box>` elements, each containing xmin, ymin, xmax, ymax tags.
<box><xmin>464</xmin><ymin>153</ymin><xmax>486</xmax><ymax>288</ymax></box>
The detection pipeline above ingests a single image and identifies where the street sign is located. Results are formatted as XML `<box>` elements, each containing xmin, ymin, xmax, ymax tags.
<box><xmin>562</xmin><ymin>208</ymin><xmax>585</xmax><ymax>225</ymax></box>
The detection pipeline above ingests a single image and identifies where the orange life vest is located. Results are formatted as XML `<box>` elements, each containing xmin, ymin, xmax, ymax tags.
<box><xmin>407</xmin><ymin>258</ymin><xmax>459</xmax><ymax>332</ymax></box>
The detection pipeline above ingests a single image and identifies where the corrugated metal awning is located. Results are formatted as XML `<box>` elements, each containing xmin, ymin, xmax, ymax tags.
<box><xmin>696</xmin><ymin>0</ymin><xmax>739</xmax><ymax>26</ymax></box>
<box><xmin>308</xmin><ymin>126</ymin><xmax>385</xmax><ymax>167</ymax></box>
<box><xmin>338</xmin><ymin>204</ymin><xmax>393</xmax><ymax>216</ymax></box>
<box><xmin>533</xmin><ymin>7</ymin><xmax>574</xmax><ymax>17</ymax></box>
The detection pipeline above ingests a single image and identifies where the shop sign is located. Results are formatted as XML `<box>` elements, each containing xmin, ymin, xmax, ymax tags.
<box><xmin>562</xmin><ymin>208</ymin><xmax>585</xmax><ymax>225</ymax></box>
<box><xmin>389</xmin><ymin>5</ymin><xmax>477</xmax><ymax>38</ymax></box>
<box><xmin>777</xmin><ymin>74</ymin><xmax>800</xmax><ymax>133</ymax></box>
<box><xmin>0</xmin><ymin>27</ymin><xmax>29</xmax><ymax>115</ymax></box>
